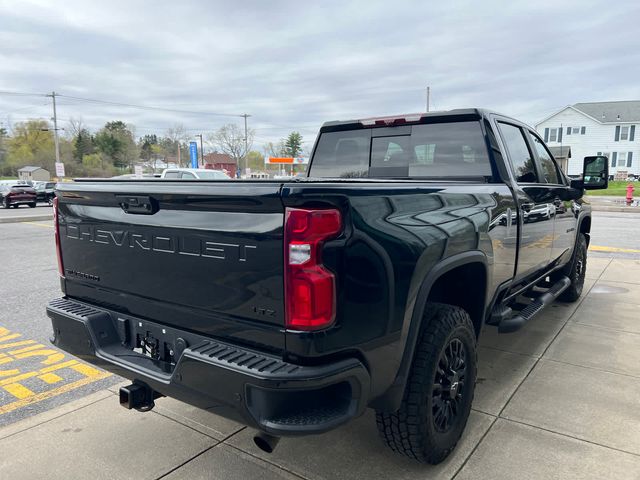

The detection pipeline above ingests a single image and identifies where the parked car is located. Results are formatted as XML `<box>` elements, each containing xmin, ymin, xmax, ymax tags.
<box><xmin>160</xmin><ymin>168</ymin><xmax>230</xmax><ymax>179</ymax></box>
<box><xmin>0</xmin><ymin>183</ymin><xmax>37</xmax><ymax>208</ymax></box>
<box><xmin>33</xmin><ymin>181</ymin><xmax>57</xmax><ymax>205</ymax></box>
<box><xmin>47</xmin><ymin>109</ymin><xmax>608</xmax><ymax>465</ymax></box>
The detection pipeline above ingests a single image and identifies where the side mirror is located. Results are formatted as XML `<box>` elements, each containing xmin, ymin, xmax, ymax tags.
<box><xmin>582</xmin><ymin>156</ymin><xmax>609</xmax><ymax>190</ymax></box>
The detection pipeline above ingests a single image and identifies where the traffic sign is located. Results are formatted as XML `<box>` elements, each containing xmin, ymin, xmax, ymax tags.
<box><xmin>55</xmin><ymin>162</ymin><xmax>65</xmax><ymax>177</ymax></box>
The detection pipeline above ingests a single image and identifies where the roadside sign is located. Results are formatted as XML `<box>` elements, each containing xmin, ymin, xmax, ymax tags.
<box><xmin>266</xmin><ymin>157</ymin><xmax>309</xmax><ymax>164</ymax></box>
<box><xmin>189</xmin><ymin>142</ymin><xmax>198</xmax><ymax>168</ymax></box>
<box><xmin>55</xmin><ymin>162</ymin><xmax>65</xmax><ymax>177</ymax></box>
<box><xmin>134</xmin><ymin>165</ymin><xmax>143</xmax><ymax>177</ymax></box>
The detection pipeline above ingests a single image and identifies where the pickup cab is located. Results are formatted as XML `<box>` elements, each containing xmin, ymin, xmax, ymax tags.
<box><xmin>46</xmin><ymin>109</ymin><xmax>608</xmax><ymax>464</ymax></box>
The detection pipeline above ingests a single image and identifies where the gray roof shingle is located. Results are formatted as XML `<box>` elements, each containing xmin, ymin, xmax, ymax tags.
<box><xmin>573</xmin><ymin>101</ymin><xmax>640</xmax><ymax>123</ymax></box>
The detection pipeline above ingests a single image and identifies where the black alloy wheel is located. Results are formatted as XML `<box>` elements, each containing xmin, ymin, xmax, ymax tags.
<box><xmin>432</xmin><ymin>338</ymin><xmax>467</xmax><ymax>433</ymax></box>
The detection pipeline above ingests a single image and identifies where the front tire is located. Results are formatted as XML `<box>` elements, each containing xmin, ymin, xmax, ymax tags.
<box><xmin>28</xmin><ymin>202</ymin><xmax>36</xmax><ymax>208</ymax></box>
<box><xmin>376</xmin><ymin>303</ymin><xmax>477</xmax><ymax>464</ymax></box>
<box><xmin>557</xmin><ymin>233</ymin><xmax>587</xmax><ymax>302</ymax></box>
<box><xmin>2</xmin><ymin>198</ymin><xmax>9</xmax><ymax>209</ymax></box>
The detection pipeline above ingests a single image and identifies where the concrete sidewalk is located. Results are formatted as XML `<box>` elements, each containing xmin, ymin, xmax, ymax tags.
<box><xmin>587</xmin><ymin>195</ymin><xmax>640</xmax><ymax>213</ymax></box>
<box><xmin>1</xmin><ymin>258</ymin><xmax>639</xmax><ymax>479</ymax></box>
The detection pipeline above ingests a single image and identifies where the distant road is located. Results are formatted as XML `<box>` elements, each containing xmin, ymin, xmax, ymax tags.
<box><xmin>0</xmin><ymin>204</ymin><xmax>53</xmax><ymax>222</ymax></box>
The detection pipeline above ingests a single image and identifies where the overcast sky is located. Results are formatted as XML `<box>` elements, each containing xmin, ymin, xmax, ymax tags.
<box><xmin>1</xmin><ymin>0</ymin><xmax>639</xmax><ymax>152</ymax></box>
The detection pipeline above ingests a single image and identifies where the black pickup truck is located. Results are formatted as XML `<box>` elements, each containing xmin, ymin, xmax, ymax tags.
<box><xmin>46</xmin><ymin>109</ymin><xmax>608</xmax><ymax>464</ymax></box>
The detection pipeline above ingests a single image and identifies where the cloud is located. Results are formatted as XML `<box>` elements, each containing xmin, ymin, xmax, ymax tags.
<box><xmin>1</xmin><ymin>0</ymin><xmax>639</xmax><ymax>151</ymax></box>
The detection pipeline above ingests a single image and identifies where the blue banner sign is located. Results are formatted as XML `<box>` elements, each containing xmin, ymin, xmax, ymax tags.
<box><xmin>189</xmin><ymin>142</ymin><xmax>198</xmax><ymax>168</ymax></box>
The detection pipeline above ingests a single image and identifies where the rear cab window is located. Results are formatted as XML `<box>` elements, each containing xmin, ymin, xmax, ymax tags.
<box><xmin>309</xmin><ymin>121</ymin><xmax>492</xmax><ymax>180</ymax></box>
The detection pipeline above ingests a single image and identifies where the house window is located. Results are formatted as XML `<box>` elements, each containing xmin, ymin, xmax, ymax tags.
<box><xmin>572</xmin><ymin>127</ymin><xmax>580</xmax><ymax>134</ymax></box>
<box><xmin>618</xmin><ymin>152</ymin><xmax>627</xmax><ymax>167</ymax></box>
<box><xmin>549</xmin><ymin>128</ymin><xmax>557</xmax><ymax>142</ymax></box>
<box><xmin>621</xmin><ymin>126</ymin><xmax>629</xmax><ymax>140</ymax></box>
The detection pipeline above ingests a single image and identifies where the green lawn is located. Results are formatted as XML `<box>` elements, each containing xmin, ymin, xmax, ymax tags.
<box><xmin>0</xmin><ymin>176</ymin><xmax>18</xmax><ymax>181</ymax></box>
<box><xmin>586</xmin><ymin>180</ymin><xmax>636</xmax><ymax>196</ymax></box>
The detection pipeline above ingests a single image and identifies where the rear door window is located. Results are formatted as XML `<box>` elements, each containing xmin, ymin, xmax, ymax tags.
<box><xmin>163</xmin><ymin>171</ymin><xmax>180</xmax><ymax>178</ymax></box>
<box><xmin>529</xmin><ymin>133</ymin><xmax>561</xmax><ymax>184</ymax></box>
<box><xmin>497</xmin><ymin>123</ymin><xmax>539</xmax><ymax>183</ymax></box>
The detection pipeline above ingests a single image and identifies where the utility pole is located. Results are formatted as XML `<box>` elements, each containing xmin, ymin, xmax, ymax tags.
<box><xmin>47</xmin><ymin>91</ymin><xmax>61</xmax><ymax>164</ymax></box>
<box><xmin>242</xmin><ymin>113</ymin><xmax>251</xmax><ymax>177</ymax></box>
<box><xmin>426</xmin><ymin>86</ymin><xmax>430</xmax><ymax>113</ymax></box>
<box><xmin>195</xmin><ymin>134</ymin><xmax>204</xmax><ymax>167</ymax></box>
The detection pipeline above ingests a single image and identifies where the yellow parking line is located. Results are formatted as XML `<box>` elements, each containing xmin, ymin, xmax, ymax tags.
<box><xmin>0</xmin><ymin>334</ymin><xmax>22</xmax><ymax>343</ymax></box>
<box><xmin>20</xmin><ymin>221</ymin><xmax>53</xmax><ymax>228</ymax></box>
<box><xmin>38</xmin><ymin>373</ymin><xmax>63</xmax><ymax>384</ymax></box>
<box><xmin>589</xmin><ymin>245</ymin><xmax>640</xmax><ymax>254</ymax></box>
<box><xmin>3</xmin><ymin>383</ymin><xmax>35</xmax><ymax>399</ymax></box>
<box><xmin>0</xmin><ymin>372</ymin><xmax>111</xmax><ymax>415</ymax></box>
<box><xmin>8</xmin><ymin>344</ymin><xmax>44</xmax><ymax>355</ymax></box>
<box><xmin>0</xmin><ymin>340</ymin><xmax>37</xmax><ymax>350</ymax></box>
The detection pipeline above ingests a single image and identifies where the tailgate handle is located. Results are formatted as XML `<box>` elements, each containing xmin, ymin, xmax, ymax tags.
<box><xmin>116</xmin><ymin>195</ymin><xmax>158</xmax><ymax>215</ymax></box>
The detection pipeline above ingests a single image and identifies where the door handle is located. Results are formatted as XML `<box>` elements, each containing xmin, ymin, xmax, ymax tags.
<box><xmin>116</xmin><ymin>195</ymin><xmax>158</xmax><ymax>215</ymax></box>
<box><xmin>520</xmin><ymin>202</ymin><xmax>534</xmax><ymax>212</ymax></box>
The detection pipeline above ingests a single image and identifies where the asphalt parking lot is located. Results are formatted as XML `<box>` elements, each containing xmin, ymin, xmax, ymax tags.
<box><xmin>0</xmin><ymin>214</ymin><xmax>639</xmax><ymax>478</ymax></box>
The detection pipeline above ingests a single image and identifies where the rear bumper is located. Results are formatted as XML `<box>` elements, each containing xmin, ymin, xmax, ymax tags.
<box><xmin>47</xmin><ymin>297</ymin><xmax>370</xmax><ymax>436</ymax></box>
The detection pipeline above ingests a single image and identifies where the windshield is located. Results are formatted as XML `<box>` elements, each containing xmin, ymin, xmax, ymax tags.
<box><xmin>309</xmin><ymin>121</ymin><xmax>492</xmax><ymax>179</ymax></box>
<box><xmin>196</xmin><ymin>170</ymin><xmax>229</xmax><ymax>179</ymax></box>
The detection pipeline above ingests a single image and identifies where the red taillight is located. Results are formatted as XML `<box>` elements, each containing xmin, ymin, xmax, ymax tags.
<box><xmin>284</xmin><ymin>208</ymin><xmax>342</xmax><ymax>331</ymax></box>
<box><xmin>53</xmin><ymin>196</ymin><xmax>64</xmax><ymax>277</ymax></box>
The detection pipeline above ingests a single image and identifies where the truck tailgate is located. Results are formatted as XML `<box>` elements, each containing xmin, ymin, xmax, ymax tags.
<box><xmin>56</xmin><ymin>181</ymin><xmax>285</xmax><ymax>351</ymax></box>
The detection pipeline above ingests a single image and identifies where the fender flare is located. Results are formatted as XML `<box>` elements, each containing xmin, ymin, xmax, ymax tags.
<box><xmin>380</xmin><ymin>250</ymin><xmax>489</xmax><ymax>411</ymax></box>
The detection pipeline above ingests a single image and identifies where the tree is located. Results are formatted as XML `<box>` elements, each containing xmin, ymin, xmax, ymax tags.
<box><xmin>283</xmin><ymin>132</ymin><xmax>303</xmax><ymax>157</ymax></box>
<box><xmin>73</xmin><ymin>128</ymin><xmax>94</xmax><ymax>162</ymax></box>
<box><xmin>209</xmin><ymin>123</ymin><xmax>254</xmax><ymax>173</ymax></box>
<box><xmin>164</xmin><ymin>125</ymin><xmax>189</xmax><ymax>167</ymax></box>
<box><xmin>94</xmin><ymin>121</ymin><xmax>138</xmax><ymax>171</ymax></box>
<box><xmin>5</xmin><ymin>120</ymin><xmax>55</xmax><ymax>174</ymax></box>
<box><xmin>263</xmin><ymin>140</ymin><xmax>285</xmax><ymax>158</ymax></box>
<box><xmin>139</xmin><ymin>134</ymin><xmax>158</xmax><ymax>161</ymax></box>
<box><xmin>66</xmin><ymin>117</ymin><xmax>85</xmax><ymax>140</ymax></box>
<box><xmin>246</xmin><ymin>150</ymin><xmax>265</xmax><ymax>172</ymax></box>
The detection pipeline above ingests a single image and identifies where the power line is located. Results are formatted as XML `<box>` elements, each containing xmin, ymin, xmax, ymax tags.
<box><xmin>0</xmin><ymin>90</ymin><xmax>246</xmax><ymax>117</ymax></box>
<box><xmin>56</xmin><ymin>94</ymin><xmax>245</xmax><ymax>117</ymax></box>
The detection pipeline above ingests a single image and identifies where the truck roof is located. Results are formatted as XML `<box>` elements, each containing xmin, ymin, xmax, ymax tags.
<box><xmin>319</xmin><ymin>108</ymin><xmax>528</xmax><ymax>132</ymax></box>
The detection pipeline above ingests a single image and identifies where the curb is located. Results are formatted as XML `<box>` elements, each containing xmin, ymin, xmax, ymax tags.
<box><xmin>591</xmin><ymin>206</ymin><xmax>640</xmax><ymax>213</ymax></box>
<box><xmin>0</xmin><ymin>214</ymin><xmax>53</xmax><ymax>224</ymax></box>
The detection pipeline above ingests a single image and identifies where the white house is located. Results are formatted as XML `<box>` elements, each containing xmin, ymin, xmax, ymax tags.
<box><xmin>535</xmin><ymin>101</ymin><xmax>639</xmax><ymax>177</ymax></box>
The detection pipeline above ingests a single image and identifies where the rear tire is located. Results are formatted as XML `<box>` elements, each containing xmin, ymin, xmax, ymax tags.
<box><xmin>28</xmin><ymin>202</ymin><xmax>36</xmax><ymax>208</ymax></box>
<box><xmin>376</xmin><ymin>303</ymin><xmax>477</xmax><ymax>464</ymax></box>
<box><xmin>557</xmin><ymin>233</ymin><xmax>587</xmax><ymax>302</ymax></box>
<box><xmin>2</xmin><ymin>198</ymin><xmax>9</xmax><ymax>209</ymax></box>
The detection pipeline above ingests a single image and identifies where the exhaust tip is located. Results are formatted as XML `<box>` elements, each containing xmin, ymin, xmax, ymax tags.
<box><xmin>253</xmin><ymin>432</ymin><xmax>280</xmax><ymax>454</ymax></box>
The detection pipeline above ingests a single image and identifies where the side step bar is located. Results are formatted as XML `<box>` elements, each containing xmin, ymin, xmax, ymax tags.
<box><xmin>498</xmin><ymin>276</ymin><xmax>571</xmax><ymax>333</ymax></box>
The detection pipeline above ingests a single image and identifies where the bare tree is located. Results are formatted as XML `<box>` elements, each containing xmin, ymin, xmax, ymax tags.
<box><xmin>67</xmin><ymin>117</ymin><xmax>85</xmax><ymax>140</ymax></box>
<box><xmin>263</xmin><ymin>140</ymin><xmax>285</xmax><ymax>158</ymax></box>
<box><xmin>165</xmin><ymin>124</ymin><xmax>189</xmax><ymax>166</ymax></box>
<box><xmin>208</xmin><ymin>123</ymin><xmax>254</xmax><ymax>174</ymax></box>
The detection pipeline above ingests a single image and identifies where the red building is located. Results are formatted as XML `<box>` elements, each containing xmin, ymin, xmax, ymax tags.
<box><xmin>203</xmin><ymin>153</ymin><xmax>237</xmax><ymax>178</ymax></box>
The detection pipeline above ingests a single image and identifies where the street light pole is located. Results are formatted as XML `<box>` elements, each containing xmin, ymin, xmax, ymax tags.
<box><xmin>195</xmin><ymin>134</ymin><xmax>204</xmax><ymax>167</ymax></box>
<box><xmin>242</xmin><ymin>113</ymin><xmax>251</xmax><ymax>176</ymax></box>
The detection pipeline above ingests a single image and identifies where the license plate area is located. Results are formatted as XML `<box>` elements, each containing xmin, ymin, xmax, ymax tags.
<box><xmin>117</xmin><ymin>317</ymin><xmax>195</xmax><ymax>374</ymax></box>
